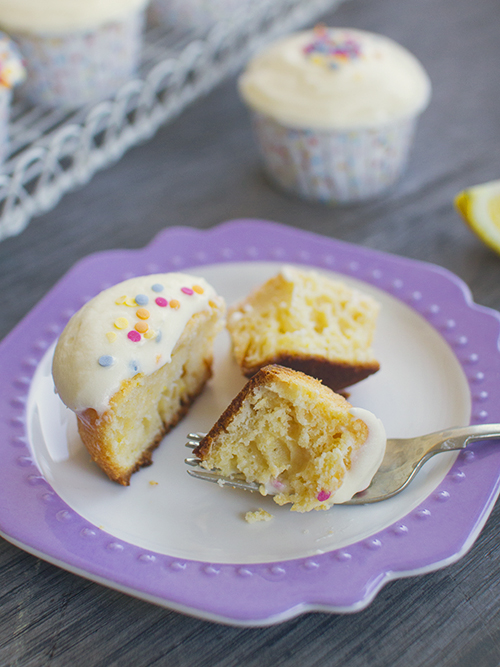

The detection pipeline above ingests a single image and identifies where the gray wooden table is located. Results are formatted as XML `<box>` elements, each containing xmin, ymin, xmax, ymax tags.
<box><xmin>1</xmin><ymin>0</ymin><xmax>500</xmax><ymax>664</ymax></box>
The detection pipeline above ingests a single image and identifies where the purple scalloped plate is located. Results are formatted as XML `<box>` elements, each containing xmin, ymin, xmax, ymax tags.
<box><xmin>2</xmin><ymin>219</ymin><xmax>500</xmax><ymax>627</ymax></box>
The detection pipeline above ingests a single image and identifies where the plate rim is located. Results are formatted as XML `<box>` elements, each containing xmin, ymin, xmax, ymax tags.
<box><xmin>2</xmin><ymin>218</ymin><xmax>500</xmax><ymax>626</ymax></box>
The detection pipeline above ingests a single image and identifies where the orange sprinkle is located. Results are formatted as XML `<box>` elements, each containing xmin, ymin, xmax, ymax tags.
<box><xmin>169</xmin><ymin>299</ymin><xmax>180</xmax><ymax>309</ymax></box>
<box><xmin>192</xmin><ymin>284</ymin><xmax>204</xmax><ymax>294</ymax></box>
<box><xmin>114</xmin><ymin>317</ymin><xmax>128</xmax><ymax>329</ymax></box>
<box><xmin>136</xmin><ymin>308</ymin><xmax>150</xmax><ymax>320</ymax></box>
<box><xmin>135</xmin><ymin>321</ymin><xmax>148</xmax><ymax>334</ymax></box>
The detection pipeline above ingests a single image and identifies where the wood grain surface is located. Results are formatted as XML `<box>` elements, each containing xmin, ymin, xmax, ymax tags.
<box><xmin>1</xmin><ymin>0</ymin><xmax>500</xmax><ymax>664</ymax></box>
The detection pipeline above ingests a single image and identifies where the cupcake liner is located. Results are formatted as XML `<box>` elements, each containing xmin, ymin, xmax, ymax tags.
<box><xmin>251</xmin><ymin>112</ymin><xmax>418</xmax><ymax>204</ymax></box>
<box><xmin>13</xmin><ymin>11</ymin><xmax>144</xmax><ymax>109</ymax></box>
<box><xmin>148</xmin><ymin>0</ymin><xmax>241</xmax><ymax>32</ymax></box>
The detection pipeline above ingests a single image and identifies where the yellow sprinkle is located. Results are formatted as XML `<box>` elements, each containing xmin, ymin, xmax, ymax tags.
<box><xmin>208</xmin><ymin>300</ymin><xmax>217</xmax><ymax>308</ymax></box>
<box><xmin>136</xmin><ymin>308</ymin><xmax>150</xmax><ymax>320</ymax></box>
<box><xmin>114</xmin><ymin>317</ymin><xmax>129</xmax><ymax>329</ymax></box>
<box><xmin>115</xmin><ymin>295</ymin><xmax>127</xmax><ymax>305</ymax></box>
<box><xmin>170</xmin><ymin>299</ymin><xmax>180</xmax><ymax>309</ymax></box>
<box><xmin>156</xmin><ymin>354</ymin><xmax>162</xmax><ymax>364</ymax></box>
<box><xmin>149</xmin><ymin>481</ymin><xmax>158</xmax><ymax>486</ymax></box>
<box><xmin>125</xmin><ymin>297</ymin><xmax>136</xmax><ymax>307</ymax></box>
<box><xmin>192</xmin><ymin>284</ymin><xmax>204</xmax><ymax>294</ymax></box>
<box><xmin>135</xmin><ymin>321</ymin><xmax>148</xmax><ymax>334</ymax></box>
<box><xmin>144</xmin><ymin>329</ymin><xmax>155</xmax><ymax>339</ymax></box>
<box><xmin>106</xmin><ymin>331</ymin><xmax>117</xmax><ymax>343</ymax></box>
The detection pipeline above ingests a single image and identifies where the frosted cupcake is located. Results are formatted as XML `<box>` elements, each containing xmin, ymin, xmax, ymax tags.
<box><xmin>0</xmin><ymin>31</ymin><xmax>25</xmax><ymax>163</ymax></box>
<box><xmin>238</xmin><ymin>26</ymin><xmax>432</xmax><ymax>203</ymax></box>
<box><xmin>0</xmin><ymin>0</ymin><xmax>148</xmax><ymax>109</ymax></box>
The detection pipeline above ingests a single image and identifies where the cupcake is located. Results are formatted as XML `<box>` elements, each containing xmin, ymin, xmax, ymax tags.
<box><xmin>0</xmin><ymin>0</ymin><xmax>148</xmax><ymax>109</ymax></box>
<box><xmin>238</xmin><ymin>26</ymin><xmax>432</xmax><ymax>203</ymax></box>
<box><xmin>0</xmin><ymin>31</ymin><xmax>24</xmax><ymax>163</ymax></box>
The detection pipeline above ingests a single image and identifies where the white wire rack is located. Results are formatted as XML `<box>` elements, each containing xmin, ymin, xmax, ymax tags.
<box><xmin>0</xmin><ymin>0</ymin><xmax>344</xmax><ymax>242</ymax></box>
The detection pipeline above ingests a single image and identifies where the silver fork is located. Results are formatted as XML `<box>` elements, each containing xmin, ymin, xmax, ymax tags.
<box><xmin>185</xmin><ymin>424</ymin><xmax>500</xmax><ymax>504</ymax></box>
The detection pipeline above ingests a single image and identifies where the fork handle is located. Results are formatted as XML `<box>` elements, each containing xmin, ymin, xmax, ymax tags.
<box><xmin>428</xmin><ymin>423</ymin><xmax>500</xmax><ymax>454</ymax></box>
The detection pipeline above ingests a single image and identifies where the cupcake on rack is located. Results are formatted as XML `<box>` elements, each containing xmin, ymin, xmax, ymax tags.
<box><xmin>0</xmin><ymin>0</ymin><xmax>148</xmax><ymax>109</ymax></box>
<box><xmin>238</xmin><ymin>26</ymin><xmax>431</xmax><ymax>203</ymax></box>
<box><xmin>0</xmin><ymin>31</ymin><xmax>24</xmax><ymax>163</ymax></box>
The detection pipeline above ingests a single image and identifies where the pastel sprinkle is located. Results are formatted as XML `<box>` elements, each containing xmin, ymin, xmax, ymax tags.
<box><xmin>114</xmin><ymin>317</ymin><xmax>129</xmax><ymax>329</ymax></box>
<box><xmin>130</xmin><ymin>360</ymin><xmax>140</xmax><ymax>373</ymax></box>
<box><xmin>156</xmin><ymin>330</ymin><xmax>162</xmax><ymax>343</ymax></box>
<box><xmin>156</xmin><ymin>354</ymin><xmax>162</xmax><ymax>364</ymax></box>
<box><xmin>136</xmin><ymin>308</ymin><xmax>150</xmax><ymax>320</ymax></box>
<box><xmin>115</xmin><ymin>295</ymin><xmax>127</xmax><ymax>305</ymax></box>
<box><xmin>124</xmin><ymin>297</ymin><xmax>136</xmax><ymax>307</ymax></box>
<box><xmin>181</xmin><ymin>287</ymin><xmax>194</xmax><ymax>295</ymax></box>
<box><xmin>151</xmin><ymin>284</ymin><xmax>164</xmax><ymax>292</ymax></box>
<box><xmin>106</xmin><ymin>331</ymin><xmax>117</xmax><ymax>343</ymax></box>
<box><xmin>170</xmin><ymin>299</ymin><xmax>180</xmax><ymax>309</ymax></box>
<box><xmin>98</xmin><ymin>355</ymin><xmax>114</xmax><ymax>367</ymax></box>
<box><xmin>208</xmin><ymin>300</ymin><xmax>217</xmax><ymax>308</ymax></box>
<box><xmin>317</xmin><ymin>490</ymin><xmax>332</xmax><ymax>502</ymax></box>
<box><xmin>193</xmin><ymin>285</ymin><xmax>204</xmax><ymax>294</ymax></box>
<box><xmin>135</xmin><ymin>294</ymin><xmax>149</xmax><ymax>306</ymax></box>
<box><xmin>144</xmin><ymin>329</ymin><xmax>156</xmax><ymax>339</ymax></box>
<box><xmin>155</xmin><ymin>297</ymin><xmax>168</xmax><ymax>307</ymax></box>
<box><xmin>135</xmin><ymin>321</ymin><xmax>148</xmax><ymax>334</ymax></box>
<box><xmin>128</xmin><ymin>330</ymin><xmax>141</xmax><ymax>342</ymax></box>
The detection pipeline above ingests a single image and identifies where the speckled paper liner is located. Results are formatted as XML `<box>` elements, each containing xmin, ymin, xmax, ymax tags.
<box><xmin>148</xmin><ymin>0</ymin><xmax>241</xmax><ymax>32</ymax></box>
<box><xmin>0</xmin><ymin>89</ymin><xmax>11</xmax><ymax>164</ymax></box>
<box><xmin>13</xmin><ymin>12</ymin><xmax>144</xmax><ymax>109</ymax></box>
<box><xmin>251</xmin><ymin>112</ymin><xmax>418</xmax><ymax>204</ymax></box>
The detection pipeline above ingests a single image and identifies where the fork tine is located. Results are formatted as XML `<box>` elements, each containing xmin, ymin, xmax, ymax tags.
<box><xmin>185</xmin><ymin>432</ymin><xmax>207</xmax><ymax>448</ymax></box>
<box><xmin>187</xmin><ymin>468</ymin><xmax>260</xmax><ymax>492</ymax></box>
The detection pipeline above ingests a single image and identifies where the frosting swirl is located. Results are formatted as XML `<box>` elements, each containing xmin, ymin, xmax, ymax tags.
<box><xmin>0</xmin><ymin>0</ymin><xmax>148</xmax><ymax>35</ymax></box>
<box><xmin>239</xmin><ymin>27</ymin><xmax>431</xmax><ymax>130</ymax></box>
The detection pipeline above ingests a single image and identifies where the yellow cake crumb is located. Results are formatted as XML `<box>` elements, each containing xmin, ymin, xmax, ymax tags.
<box><xmin>245</xmin><ymin>508</ymin><xmax>274</xmax><ymax>523</ymax></box>
<box><xmin>149</xmin><ymin>480</ymin><xmax>158</xmax><ymax>486</ymax></box>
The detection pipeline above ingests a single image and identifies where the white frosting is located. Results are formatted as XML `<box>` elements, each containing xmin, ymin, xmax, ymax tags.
<box><xmin>331</xmin><ymin>407</ymin><xmax>386</xmax><ymax>503</ymax></box>
<box><xmin>52</xmin><ymin>273</ymin><xmax>222</xmax><ymax>414</ymax></box>
<box><xmin>0</xmin><ymin>0</ymin><xmax>148</xmax><ymax>34</ymax></box>
<box><xmin>238</xmin><ymin>27</ymin><xmax>431</xmax><ymax>130</ymax></box>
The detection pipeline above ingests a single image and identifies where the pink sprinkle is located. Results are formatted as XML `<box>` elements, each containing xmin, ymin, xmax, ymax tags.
<box><xmin>271</xmin><ymin>479</ymin><xmax>286</xmax><ymax>491</ymax></box>
<box><xmin>155</xmin><ymin>297</ymin><xmax>168</xmax><ymax>307</ymax></box>
<box><xmin>317</xmin><ymin>490</ymin><xmax>331</xmax><ymax>502</ymax></box>
<box><xmin>181</xmin><ymin>287</ymin><xmax>194</xmax><ymax>295</ymax></box>
<box><xmin>127</xmin><ymin>330</ymin><xmax>141</xmax><ymax>342</ymax></box>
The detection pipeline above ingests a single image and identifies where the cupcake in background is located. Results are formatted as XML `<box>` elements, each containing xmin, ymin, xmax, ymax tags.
<box><xmin>0</xmin><ymin>31</ymin><xmax>25</xmax><ymax>163</ymax></box>
<box><xmin>238</xmin><ymin>26</ymin><xmax>432</xmax><ymax>204</ymax></box>
<box><xmin>0</xmin><ymin>0</ymin><xmax>148</xmax><ymax>109</ymax></box>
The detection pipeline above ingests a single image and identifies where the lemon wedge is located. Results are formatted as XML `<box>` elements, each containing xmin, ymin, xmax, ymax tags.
<box><xmin>455</xmin><ymin>179</ymin><xmax>500</xmax><ymax>255</ymax></box>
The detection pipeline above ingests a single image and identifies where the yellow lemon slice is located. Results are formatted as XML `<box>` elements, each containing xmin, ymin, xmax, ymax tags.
<box><xmin>455</xmin><ymin>179</ymin><xmax>500</xmax><ymax>255</ymax></box>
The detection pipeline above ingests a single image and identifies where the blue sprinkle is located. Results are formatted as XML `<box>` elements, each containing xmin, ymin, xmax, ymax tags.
<box><xmin>156</xmin><ymin>330</ymin><xmax>162</xmax><ymax>343</ymax></box>
<box><xmin>151</xmin><ymin>283</ymin><xmax>164</xmax><ymax>292</ymax></box>
<box><xmin>135</xmin><ymin>294</ymin><xmax>149</xmax><ymax>305</ymax></box>
<box><xmin>98</xmin><ymin>355</ymin><xmax>114</xmax><ymax>367</ymax></box>
<box><xmin>129</xmin><ymin>360</ymin><xmax>140</xmax><ymax>373</ymax></box>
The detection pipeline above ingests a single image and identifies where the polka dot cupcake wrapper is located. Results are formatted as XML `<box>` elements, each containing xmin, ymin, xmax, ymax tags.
<box><xmin>251</xmin><ymin>111</ymin><xmax>418</xmax><ymax>204</ymax></box>
<box><xmin>14</xmin><ymin>11</ymin><xmax>144</xmax><ymax>109</ymax></box>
